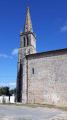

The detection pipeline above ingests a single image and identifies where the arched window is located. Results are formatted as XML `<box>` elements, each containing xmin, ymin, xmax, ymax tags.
<box><xmin>24</xmin><ymin>37</ymin><xmax>25</xmax><ymax>47</ymax></box>
<box><xmin>27</xmin><ymin>36</ymin><xmax>29</xmax><ymax>46</ymax></box>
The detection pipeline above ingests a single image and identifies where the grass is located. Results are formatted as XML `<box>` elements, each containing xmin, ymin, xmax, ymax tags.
<box><xmin>0</xmin><ymin>103</ymin><xmax>67</xmax><ymax>111</ymax></box>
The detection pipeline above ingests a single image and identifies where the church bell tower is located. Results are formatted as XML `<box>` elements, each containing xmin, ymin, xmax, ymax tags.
<box><xmin>16</xmin><ymin>6</ymin><xmax>36</xmax><ymax>103</ymax></box>
<box><xmin>19</xmin><ymin>6</ymin><xmax>36</xmax><ymax>59</ymax></box>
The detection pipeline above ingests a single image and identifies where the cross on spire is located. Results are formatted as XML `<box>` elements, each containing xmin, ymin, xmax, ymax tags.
<box><xmin>24</xmin><ymin>6</ymin><xmax>33</xmax><ymax>33</ymax></box>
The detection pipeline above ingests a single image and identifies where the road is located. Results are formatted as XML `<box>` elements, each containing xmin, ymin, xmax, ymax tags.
<box><xmin>0</xmin><ymin>105</ymin><xmax>67</xmax><ymax>120</ymax></box>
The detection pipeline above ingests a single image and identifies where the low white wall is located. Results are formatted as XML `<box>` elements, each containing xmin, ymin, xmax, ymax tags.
<box><xmin>10</xmin><ymin>96</ymin><xmax>15</xmax><ymax>103</ymax></box>
<box><xmin>0</xmin><ymin>96</ymin><xmax>15</xmax><ymax>103</ymax></box>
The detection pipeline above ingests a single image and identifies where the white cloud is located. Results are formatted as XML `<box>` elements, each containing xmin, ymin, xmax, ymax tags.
<box><xmin>0</xmin><ymin>48</ymin><xmax>19</xmax><ymax>59</ymax></box>
<box><xmin>9</xmin><ymin>83</ymin><xmax>16</xmax><ymax>86</ymax></box>
<box><xmin>9</xmin><ymin>56</ymin><xmax>13</xmax><ymax>59</ymax></box>
<box><xmin>61</xmin><ymin>25</ymin><xmax>67</xmax><ymax>32</ymax></box>
<box><xmin>0</xmin><ymin>54</ymin><xmax>8</xmax><ymax>58</ymax></box>
<box><xmin>0</xmin><ymin>82</ymin><xmax>16</xmax><ymax>87</ymax></box>
<box><xmin>0</xmin><ymin>54</ymin><xmax>13</xmax><ymax>59</ymax></box>
<box><xmin>12</xmin><ymin>48</ymin><xmax>19</xmax><ymax>55</ymax></box>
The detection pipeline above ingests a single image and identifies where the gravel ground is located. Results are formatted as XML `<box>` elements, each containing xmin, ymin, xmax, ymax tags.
<box><xmin>0</xmin><ymin>105</ymin><xmax>67</xmax><ymax>120</ymax></box>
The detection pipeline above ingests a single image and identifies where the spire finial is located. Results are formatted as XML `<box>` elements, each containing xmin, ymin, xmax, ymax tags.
<box><xmin>27</xmin><ymin>0</ymin><xmax>29</xmax><ymax>6</ymax></box>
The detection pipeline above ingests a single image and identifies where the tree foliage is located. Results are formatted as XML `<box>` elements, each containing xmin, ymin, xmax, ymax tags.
<box><xmin>10</xmin><ymin>88</ymin><xmax>16</xmax><ymax>95</ymax></box>
<box><xmin>0</xmin><ymin>87</ymin><xmax>16</xmax><ymax>96</ymax></box>
<box><xmin>0</xmin><ymin>87</ymin><xmax>9</xmax><ymax>96</ymax></box>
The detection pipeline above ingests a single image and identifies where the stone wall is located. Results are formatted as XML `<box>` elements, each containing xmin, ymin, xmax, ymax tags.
<box><xmin>26</xmin><ymin>50</ymin><xmax>67</xmax><ymax>106</ymax></box>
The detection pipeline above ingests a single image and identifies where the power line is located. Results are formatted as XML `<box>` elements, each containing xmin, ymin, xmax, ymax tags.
<box><xmin>0</xmin><ymin>76</ymin><xmax>16</xmax><ymax>78</ymax></box>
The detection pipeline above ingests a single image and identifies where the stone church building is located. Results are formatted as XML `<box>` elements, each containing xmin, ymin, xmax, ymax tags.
<box><xmin>16</xmin><ymin>6</ymin><xmax>67</xmax><ymax>106</ymax></box>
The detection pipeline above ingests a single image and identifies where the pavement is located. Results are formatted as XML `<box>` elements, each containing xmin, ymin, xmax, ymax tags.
<box><xmin>0</xmin><ymin>105</ymin><xmax>67</xmax><ymax>120</ymax></box>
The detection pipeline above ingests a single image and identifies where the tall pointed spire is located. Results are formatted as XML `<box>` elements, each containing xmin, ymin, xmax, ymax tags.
<box><xmin>24</xmin><ymin>6</ymin><xmax>33</xmax><ymax>33</ymax></box>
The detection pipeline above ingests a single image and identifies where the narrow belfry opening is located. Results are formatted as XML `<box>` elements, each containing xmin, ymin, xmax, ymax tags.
<box><xmin>27</xmin><ymin>36</ymin><xmax>29</xmax><ymax>46</ymax></box>
<box><xmin>24</xmin><ymin>37</ymin><xmax>25</xmax><ymax>47</ymax></box>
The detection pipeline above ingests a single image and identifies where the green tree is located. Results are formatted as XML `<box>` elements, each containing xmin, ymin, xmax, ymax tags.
<box><xmin>10</xmin><ymin>88</ymin><xmax>16</xmax><ymax>95</ymax></box>
<box><xmin>0</xmin><ymin>87</ymin><xmax>9</xmax><ymax>96</ymax></box>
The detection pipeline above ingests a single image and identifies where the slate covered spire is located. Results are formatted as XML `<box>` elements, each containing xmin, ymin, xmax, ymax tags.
<box><xmin>24</xmin><ymin>6</ymin><xmax>33</xmax><ymax>33</ymax></box>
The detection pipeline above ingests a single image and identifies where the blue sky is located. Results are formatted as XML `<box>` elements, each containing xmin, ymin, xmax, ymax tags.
<box><xmin>0</xmin><ymin>0</ymin><xmax>67</xmax><ymax>89</ymax></box>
